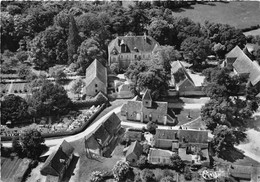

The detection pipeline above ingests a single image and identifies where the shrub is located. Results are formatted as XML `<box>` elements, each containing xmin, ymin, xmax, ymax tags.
<box><xmin>90</xmin><ymin>171</ymin><xmax>103</xmax><ymax>182</ymax></box>
<box><xmin>142</xmin><ymin>169</ymin><xmax>156</xmax><ymax>182</ymax></box>
<box><xmin>184</xmin><ymin>167</ymin><xmax>192</xmax><ymax>181</ymax></box>
<box><xmin>112</xmin><ymin>161</ymin><xmax>131</xmax><ymax>182</ymax></box>
<box><xmin>136</xmin><ymin>155</ymin><xmax>147</xmax><ymax>168</ymax></box>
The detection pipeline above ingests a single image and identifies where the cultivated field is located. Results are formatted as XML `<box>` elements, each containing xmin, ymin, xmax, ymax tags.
<box><xmin>172</xmin><ymin>1</ymin><xmax>260</xmax><ymax>29</ymax></box>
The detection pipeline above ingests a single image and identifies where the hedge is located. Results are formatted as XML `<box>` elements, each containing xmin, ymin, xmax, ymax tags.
<box><xmin>1</xmin><ymin>103</ymin><xmax>106</xmax><ymax>141</ymax></box>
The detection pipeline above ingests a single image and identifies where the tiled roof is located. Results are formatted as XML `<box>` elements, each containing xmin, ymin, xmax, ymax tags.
<box><xmin>85</xmin><ymin>59</ymin><xmax>107</xmax><ymax>88</ymax></box>
<box><xmin>229</xmin><ymin>165</ymin><xmax>252</xmax><ymax>179</ymax></box>
<box><xmin>41</xmin><ymin>140</ymin><xmax>74</xmax><ymax>176</ymax></box>
<box><xmin>149</xmin><ymin>148</ymin><xmax>173</xmax><ymax>157</ymax></box>
<box><xmin>132</xmin><ymin>95</ymin><xmax>142</xmax><ymax>101</ymax></box>
<box><xmin>226</xmin><ymin>46</ymin><xmax>245</xmax><ymax>58</ymax></box>
<box><xmin>142</xmin><ymin>89</ymin><xmax>152</xmax><ymax>101</ymax></box>
<box><xmin>122</xmin><ymin>101</ymin><xmax>142</xmax><ymax>113</ymax></box>
<box><xmin>233</xmin><ymin>53</ymin><xmax>253</xmax><ymax>74</ymax></box>
<box><xmin>125</xmin><ymin>131</ymin><xmax>142</xmax><ymax>141</ymax></box>
<box><xmin>178</xmin><ymin>129</ymin><xmax>208</xmax><ymax>144</ymax></box>
<box><xmin>103</xmin><ymin>112</ymin><xmax>121</xmax><ymax>135</ymax></box>
<box><xmin>108</xmin><ymin>35</ymin><xmax>159</xmax><ymax>54</ymax></box>
<box><xmin>155</xmin><ymin>128</ymin><xmax>179</xmax><ymax>140</ymax></box>
<box><xmin>250</xmin><ymin>61</ymin><xmax>260</xmax><ymax>86</ymax></box>
<box><xmin>126</xmin><ymin>141</ymin><xmax>143</xmax><ymax>158</ymax></box>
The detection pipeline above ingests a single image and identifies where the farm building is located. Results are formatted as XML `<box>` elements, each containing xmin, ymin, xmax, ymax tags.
<box><xmin>108</xmin><ymin>35</ymin><xmax>159</xmax><ymax>69</ymax></box>
<box><xmin>125</xmin><ymin>141</ymin><xmax>143</xmax><ymax>165</ymax></box>
<box><xmin>83</xmin><ymin>59</ymin><xmax>107</xmax><ymax>97</ymax></box>
<box><xmin>85</xmin><ymin>112</ymin><xmax>122</xmax><ymax>157</ymax></box>
<box><xmin>223</xmin><ymin>45</ymin><xmax>260</xmax><ymax>92</ymax></box>
<box><xmin>171</xmin><ymin>61</ymin><xmax>204</xmax><ymax>96</ymax></box>
<box><xmin>40</xmin><ymin>140</ymin><xmax>74</xmax><ymax>181</ymax></box>
<box><xmin>121</xmin><ymin>90</ymin><xmax>177</xmax><ymax>125</ymax></box>
<box><xmin>153</xmin><ymin>128</ymin><xmax>209</xmax><ymax>164</ymax></box>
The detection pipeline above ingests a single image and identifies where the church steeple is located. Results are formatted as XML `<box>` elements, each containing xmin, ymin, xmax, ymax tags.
<box><xmin>142</xmin><ymin>89</ymin><xmax>152</xmax><ymax>108</ymax></box>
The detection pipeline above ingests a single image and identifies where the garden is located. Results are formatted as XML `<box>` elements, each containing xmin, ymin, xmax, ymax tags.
<box><xmin>0</xmin><ymin>105</ymin><xmax>101</xmax><ymax>139</ymax></box>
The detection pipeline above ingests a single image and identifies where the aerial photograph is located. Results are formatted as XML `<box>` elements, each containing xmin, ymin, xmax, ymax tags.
<box><xmin>1</xmin><ymin>0</ymin><xmax>260</xmax><ymax>182</ymax></box>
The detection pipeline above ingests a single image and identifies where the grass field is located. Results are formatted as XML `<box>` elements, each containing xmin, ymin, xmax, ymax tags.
<box><xmin>172</xmin><ymin>1</ymin><xmax>260</xmax><ymax>29</ymax></box>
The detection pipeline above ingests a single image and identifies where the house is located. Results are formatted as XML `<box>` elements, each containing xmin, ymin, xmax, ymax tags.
<box><xmin>108</xmin><ymin>35</ymin><xmax>159</xmax><ymax>69</ymax></box>
<box><xmin>126</xmin><ymin>141</ymin><xmax>143</xmax><ymax>165</ymax></box>
<box><xmin>40</xmin><ymin>140</ymin><xmax>74</xmax><ymax>181</ymax></box>
<box><xmin>83</xmin><ymin>59</ymin><xmax>107</xmax><ymax>97</ymax></box>
<box><xmin>170</xmin><ymin>61</ymin><xmax>204</xmax><ymax>96</ymax></box>
<box><xmin>121</xmin><ymin>90</ymin><xmax>177</xmax><ymax>125</ymax></box>
<box><xmin>153</xmin><ymin>128</ymin><xmax>209</xmax><ymax>165</ymax></box>
<box><xmin>223</xmin><ymin>46</ymin><xmax>260</xmax><ymax>92</ymax></box>
<box><xmin>148</xmin><ymin>148</ymin><xmax>174</xmax><ymax>165</ymax></box>
<box><xmin>85</xmin><ymin>112</ymin><xmax>121</xmax><ymax>157</ymax></box>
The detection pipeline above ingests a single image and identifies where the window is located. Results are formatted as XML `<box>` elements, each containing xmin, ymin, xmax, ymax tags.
<box><xmin>132</xmin><ymin>159</ymin><xmax>135</xmax><ymax>162</ymax></box>
<box><xmin>134</xmin><ymin>55</ymin><xmax>137</xmax><ymax>59</ymax></box>
<box><xmin>95</xmin><ymin>90</ymin><xmax>98</xmax><ymax>93</ymax></box>
<box><xmin>95</xmin><ymin>84</ymin><xmax>98</xmax><ymax>87</ymax></box>
<box><xmin>146</xmin><ymin>101</ymin><xmax>149</xmax><ymax>105</ymax></box>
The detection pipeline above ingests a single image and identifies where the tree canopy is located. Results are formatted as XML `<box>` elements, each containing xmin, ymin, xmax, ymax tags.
<box><xmin>1</xmin><ymin>94</ymin><xmax>29</xmax><ymax>125</ymax></box>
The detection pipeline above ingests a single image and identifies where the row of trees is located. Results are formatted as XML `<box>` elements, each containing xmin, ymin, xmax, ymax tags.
<box><xmin>1</xmin><ymin>1</ymin><xmax>247</xmax><ymax>75</ymax></box>
<box><xmin>201</xmin><ymin>67</ymin><xmax>259</xmax><ymax>160</ymax></box>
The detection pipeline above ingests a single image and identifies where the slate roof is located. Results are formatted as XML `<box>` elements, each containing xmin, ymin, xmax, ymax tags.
<box><xmin>126</xmin><ymin>141</ymin><xmax>143</xmax><ymax>158</ymax></box>
<box><xmin>41</xmin><ymin>140</ymin><xmax>74</xmax><ymax>176</ymax></box>
<box><xmin>108</xmin><ymin>35</ymin><xmax>159</xmax><ymax>54</ymax></box>
<box><xmin>233</xmin><ymin>52</ymin><xmax>253</xmax><ymax>74</ymax></box>
<box><xmin>85</xmin><ymin>59</ymin><xmax>107</xmax><ymax>88</ymax></box>
<box><xmin>93</xmin><ymin>125</ymin><xmax>110</xmax><ymax>146</ymax></box>
<box><xmin>103</xmin><ymin>112</ymin><xmax>121</xmax><ymax>135</ymax></box>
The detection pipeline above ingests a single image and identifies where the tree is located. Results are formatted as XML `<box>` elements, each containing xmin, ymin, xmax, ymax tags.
<box><xmin>136</xmin><ymin>155</ymin><xmax>147</xmax><ymax>168</ymax></box>
<box><xmin>211</xmin><ymin>125</ymin><xmax>246</xmax><ymax>158</ymax></box>
<box><xmin>112</xmin><ymin>161</ymin><xmax>131</xmax><ymax>182</ymax></box>
<box><xmin>90</xmin><ymin>171</ymin><xmax>103</xmax><ymax>182</ymax></box>
<box><xmin>76</xmin><ymin>38</ymin><xmax>106</xmax><ymax>75</ymax></box>
<box><xmin>181</xmin><ymin>36</ymin><xmax>211</xmax><ymax>66</ymax></box>
<box><xmin>18</xmin><ymin>128</ymin><xmax>46</xmax><ymax>159</ymax></box>
<box><xmin>173</xmin><ymin>68</ymin><xmax>186</xmax><ymax>84</ymax></box>
<box><xmin>146</xmin><ymin>121</ymin><xmax>157</xmax><ymax>134</ymax></box>
<box><xmin>12</xmin><ymin>137</ymin><xmax>23</xmax><ymax>157</ymax></box>
<box><xmin>17</xmin><ymin>64</ymin><xmax>32</xmax><ymax>79</ymax></box>
<box><xmin>70</xmin><ymin>78</ymin><xmax>86</xmax><ymax>99</ymax></box>
<box><xmin>49</xmin><ymin>66</ymin><xmax>66</xmax><ymax>84</ymax></box>
<box><xmin>67</xmin><ymin>15</ymin><xmax>81</xmax><ymax>64</ymax></box>
<box><xmin>29</xmin><ymin>26</ymin><xmax>68</xmax><ymax>70</ymax></box>
<box><xmin>142</xmin><ymin>169</ymin><xmax>156</xmax><ymax>182</ymax></box>
<box><xmin>169</xmin><ymin>154</ymin><xmax>184</xmax><ymax>171</ymax></box>
<box><xmin>1</xmin><ymin>94</ymin><xmax>29</xmax><ymax>125</ymax></box>
<box><xmin>147</xmin><ymin>19</ymin><xmax>173</xmax><ymax>45</ymax></box>
<box><xmin>110</xmin><ymin>63</ymin><xmax>120</xmax><ymax>74</ymax></box>
<box><xmin>27</xmin><ymin>80</ymin><xmax>71</xmax><ymax>118</ymax></box>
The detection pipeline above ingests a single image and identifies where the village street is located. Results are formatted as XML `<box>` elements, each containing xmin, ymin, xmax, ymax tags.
<box><xmin>2</xmin><ymin>99</ymin><xmax>260</xmax><ymax>162</ymax></box>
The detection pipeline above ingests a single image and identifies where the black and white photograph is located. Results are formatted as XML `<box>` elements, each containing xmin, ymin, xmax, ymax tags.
<box><xmin>1</xmin><ymin>0</ymin><xmax>260</xmax><ymax>181</ymax></box>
